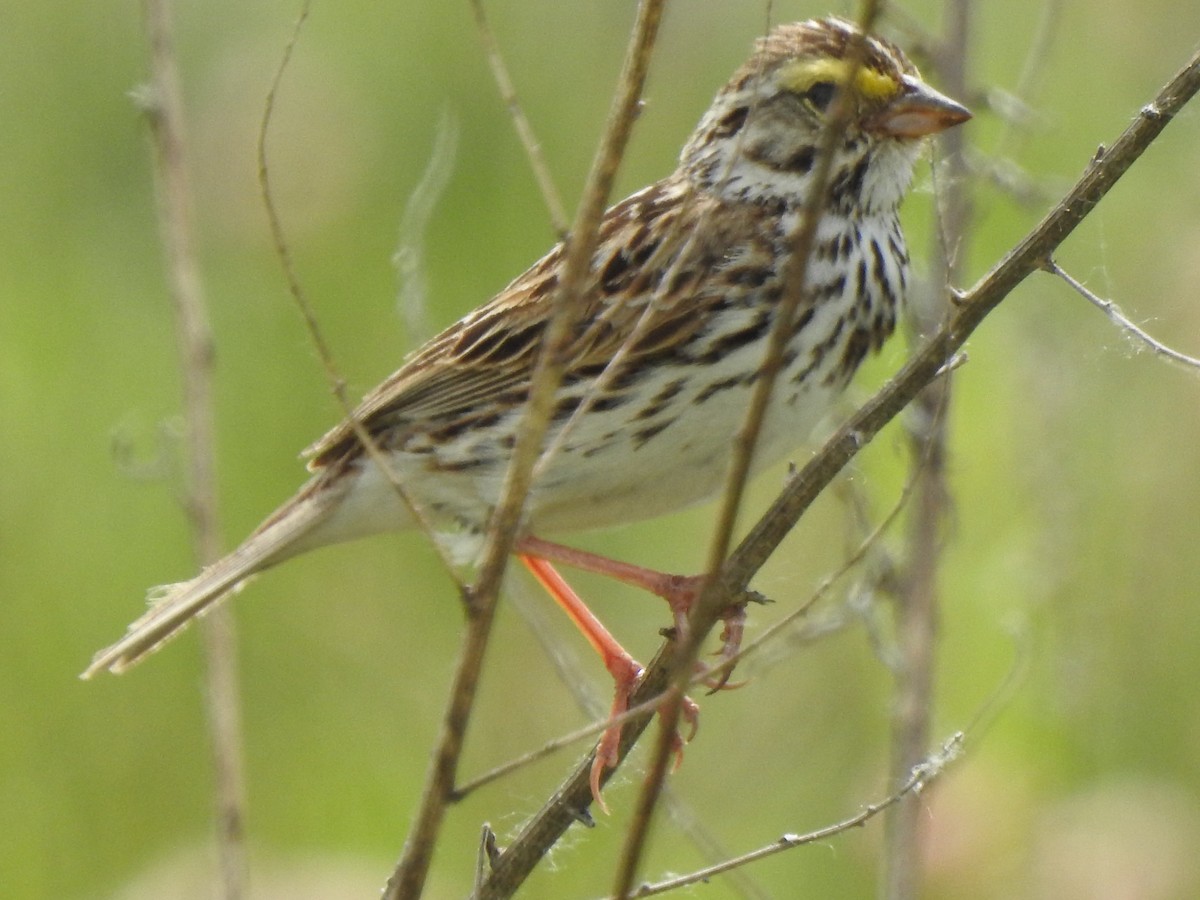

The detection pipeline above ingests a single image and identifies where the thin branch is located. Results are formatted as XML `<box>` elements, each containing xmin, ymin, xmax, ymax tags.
<box><xmin>469</xmin><ymin>0</ymin><xmax>570</xmax><ymax>238</ymax></box>
<box><xmin>630</xmin><ymin>607</ymin><xmax>1022</xmax><ymax>899</ymax></box>
<box><xmin>992</xmin><ymin>0</ymin><xmax>1061</xmax><ymax>159</ymax></box>
<box><xmin>475</xmin><ymin>40</ymin><xmax>1200</xmax><ymax>899</ymax></box>
<box><xmin>702</xmin><ymin>0</ymin><xmax>881</xmax><ymax>604</ymax></box>
<box><xmin>529</xmin><ymin>0</ymin><xmax>789</xmax><ymax>484</ymax></box>
<box><xmin>708</xmin><ymin>398</ymin><xmax>935</xmax><ymax>686</ymax></box>
<box><xmin>613</xmin><ymin>3</ymin><xmax>884</xmax><ymax>894</ymax></box>
<box><xmin>139</xmin><ymin>2</ymin><xmax>246</xmax><ymax>897</ymax></box>
<box><xmin>394</xmin><ymin>108</ymin><xmax>459</xmax><ymax>343</ymax></box>
<box><xmin>618</xmin><ymin>732</ymin><xmax>964</xmax><ymax>899</ymax></box>
<box><xmin>388</xmin><ymin>3</ymin><xmax>669</xmax><ymax>898</ymax></box>
<box><xmin>502</xmin><ymin>582</ymin><xmax>772</xmax><ymax>898</ymax></box>
<box><xmin>1045</xmin><ymin>258</ymin><xmax>1200</xmax><ymax>372</ymax></box>
<box><xmin>883</xmin><ymin>1</ymin><xmax>971</xmax><ymax>896</ymax></box>
<box><xmin>475</xmin><ymin>655</ymin><xmax>675</xmax><ymax>899</ymax></box>
<box><xmin>256</xmin><ymin>1</ymin><xmax>459</xmax><ymax>577</ymax></box>
<box><xmin>655</xmin><ymin>789</ymin><xmax>774</xmax><ymax>900</ymax></box>
<box><xmin>475</xmin><ymin>825</ymin><xmax>499</xmax><ymax>895</ymax></box>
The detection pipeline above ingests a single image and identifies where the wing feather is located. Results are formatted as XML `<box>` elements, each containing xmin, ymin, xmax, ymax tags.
<box><xmin>305</xmin><ymin>175</ymin><xmax>762</xmax><ymax>468</ymax></box>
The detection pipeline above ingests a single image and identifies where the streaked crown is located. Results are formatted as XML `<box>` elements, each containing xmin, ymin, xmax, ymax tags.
<box><xmin>682</xmin><ymin>17</ymin><xmax>969</xmax><ymax>213</ymax></box>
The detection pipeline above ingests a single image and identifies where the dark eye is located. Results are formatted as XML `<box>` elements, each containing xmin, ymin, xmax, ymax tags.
<box><xmin>805</xmin><ymin>81</ymin><xmax>837</xmax><ymax>112</ymax></box>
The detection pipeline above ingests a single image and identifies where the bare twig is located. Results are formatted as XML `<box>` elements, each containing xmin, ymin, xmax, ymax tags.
<box><xmin>503</xmin><ymin>581</ymin><xmax>771</xmax><ymax>899</ymax></box>
<box><xmin>469</xmin><ymin>0</ymin><xmax>569</xmax><ymax>237</ymax></box>
<box><xmin>505</xmin><ymin>578</ymin><xmax>772</xmax><ymax>898</ymax></box>
<box><xmin>656</xmin><ymin>789</ymin><xmax>773</xmax><ymax>900</ymax></box>
<box><xmin>474</xmin><ymin>824</ymin><xmax>499</xmax><ymax>894</ymax></box>
<box><xmin>139</xmin><ymin>0</ymin><xmax>245</xmax><ymax>896</ymax></box>
<box><xmin>1045</xmin><ymin>258</ymin><xmax>1200</xmax><ymax>372</ymax></box>
<box><xmin>882</xmin><ymin>2</ymin><xmax>971</xmax><ymax>896</ymax></box>
<box><xmin>993</xmin><ymin>0</ymin><xmax>1061</xmax><ymax>159</ymax></box>
<box><xmin>619</xmin><ymin>732</ymin><xmax>964</xmax><ymax>898</ymax></box>
<box><xmin>529</xmin><ymin>0</ymin><xmax>790</xmax><ymax>483</ymax></box>
<box><xmin>395</xmin><ymin>109</ymin><xmax>459</xmax><ymax>343</ymax></box>
<box><xmin>476</xmin><ymin>40</ymin><xmax>1200</xmax><ymax>899</ymax></box>
<box><xmin>475</xmin><ymin>655</ymin><xmax>674</xmax><ymax>899</ymax></box>
<box><xmin>702</xmin><ymin>0</ymin><xmax>881</xmax><ymax>610</ymax></box>
<box><xmin>256</xmin><ymin>0</ymin><xmax>459</xmax><ymax>575</ymax></box>
<box><xmin>709</xmin><ymin>403</ymin><xmax>932</xmax><ymax>686</ymax></box>
<box><xmin>387</xmin><ymin>3</ymin><xmax>669</xmax><ymax>898</ymax></box>
<box><xmin>612</xmin><ymin>3</ymin><xmax>884</xmax><ymax>894</ymax></box>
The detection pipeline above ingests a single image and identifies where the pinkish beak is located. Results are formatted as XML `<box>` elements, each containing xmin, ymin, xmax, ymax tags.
<box><xmin>869</xmin><ymin>78</ymin><xmax>971</xmax><ymax>139</ymax></box>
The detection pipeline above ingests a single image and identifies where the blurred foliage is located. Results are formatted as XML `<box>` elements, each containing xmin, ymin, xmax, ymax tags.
<box><xmin>3</xmin><ymin>1</ymin><xmax>1200</xmax><ymax>897</ymax></box>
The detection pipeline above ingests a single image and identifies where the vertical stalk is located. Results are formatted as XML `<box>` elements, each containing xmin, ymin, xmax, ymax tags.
<box><xmin>383</xmin><ymin>3</ymin><xmax>667</xmax><ymax>897</ymax></box>
<box><xmin>142</xmin><ymin>2</ymin><xmax>246</xmax><ymax>896</ymax></box>
<box><xmin>881</xmin><ymin>3</ymin><xmax>971</xmax><ymax>898</ymax></box>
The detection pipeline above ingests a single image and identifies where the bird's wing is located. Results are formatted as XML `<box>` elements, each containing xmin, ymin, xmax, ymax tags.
<box><xmin>304</xmin><ymin>177</ymin><xmax>745</xmax><ymax>468</ymax></box>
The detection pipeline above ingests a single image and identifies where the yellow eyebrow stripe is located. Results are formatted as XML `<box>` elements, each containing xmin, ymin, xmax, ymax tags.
<box><xmin>778</xmin><ymin>58</ymin><xmax>900</xmax><ymax>101</ymax></box>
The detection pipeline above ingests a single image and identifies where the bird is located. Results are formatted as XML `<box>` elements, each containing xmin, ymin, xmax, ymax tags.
<box><xmin>86</xmin><ymin>16</ymin><xmax>969</xmax><ymax>807</ymax></box>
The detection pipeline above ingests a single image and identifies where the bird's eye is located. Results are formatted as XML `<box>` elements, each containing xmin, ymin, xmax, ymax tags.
<box><xmin>804</xmin><ymin>81</ymin><xmax>837</xmax><ymax>112</ymax></box>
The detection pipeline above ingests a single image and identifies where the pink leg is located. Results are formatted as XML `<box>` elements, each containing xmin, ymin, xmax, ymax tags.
<box><xmin>519</xmin><ymin>554</ymin><xmax>641</xmax><ymax>812</ymax></box>
<box><xmin>517</xmin><ymin>534</ymin><xmax>749</xmax><ymax>671</ymax></box>
<box><xmin>518</xmin><ymin>553</ymin><xmax>700</xmax><ymax>812</ymax></box>
<box><xmin>517</xmin><ymin>534</ymin><xmax>705</xmax><ymax>635</ymax></box>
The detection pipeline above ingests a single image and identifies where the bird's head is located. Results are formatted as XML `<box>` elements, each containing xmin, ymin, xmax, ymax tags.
<box><xmin>682</xmin><ymin>17</ymin><xmax>971</xmax><ymax>213</ymax></box>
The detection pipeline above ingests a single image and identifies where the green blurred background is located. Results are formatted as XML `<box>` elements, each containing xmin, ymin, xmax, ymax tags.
<box><xmin>4</xmin><ymin>1</ymin><xmax>1199</xmax><ymax>897</ymax></box>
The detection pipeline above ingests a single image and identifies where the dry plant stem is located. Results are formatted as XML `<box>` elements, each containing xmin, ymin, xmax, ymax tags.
<box><xmin>474</xmin><ymin>649</ymin><xmax>674</xmax><ymax>900</ymax></box>
<box><xmin>622</xmin><ymin>732</ymin><xmax>962</xmax><ymax>899</ymax></box>
<box><xmin>469</xmin><ymin>0</ymin><xmax>569</xmax><ymax>237</ymax></box>
<box><xmin>507</xmin><ymin>581</ymin><xmax>771</xmax><ymax>898</ymax></box>
<box><xmin>717</xmin><ymin>410</ymin><xmax>931</xmax><ymax>684</ymax></box>
<box><xmin>140</xmin><ymin>1</ymin><xmax>246</xmax><ymax>897</ymax></box>
<box><xmin>612</xmin><ymin>3</ymin><xmax>884</xmax><ymax>896</ymax></box>
<box><xmin>257</xmin><ymin>1</ymin><xmax>457</xmax><ymax>576</ymax></box>
<box><xmin>458</xmin><ymin>661</ymin><xmax>671</xmax><ymax>806</ymax></box>
<box><xmin>1046</xmin><ymin>259</ymin><xmax>1200</xmax><ymax>371</ymax></box>
<box><xmin>883</xmin><ymin>3</ymin><xmax>970</xmax><ymax>897</ymax></box>
<box><xmin>658</xmin><ymin>789</ymin><xmax>772</xmax><ymax>900</ymax></box>
<box><xmin>395</xmin><ymin>110</ymin><xmax>459</xmax><ymax>343</ymax></box>
<box><xmin>385</xmin><ymin>3</ymin><xmax>668</xmax><ymax>898</ymax></box>
<box><xmin>475</xmin><ymin>44</ymin><xmax>1200</xmax><ymax>900</ymax></box>
<box><xmin>992</xmin><ymin>0</ymin><xmax>1061</xmax><ymax>159</ymax></box>
<box><xmin>703</xmin><ymin>0</ymin><xmax>879</xmax><ymax>599</ymax></box>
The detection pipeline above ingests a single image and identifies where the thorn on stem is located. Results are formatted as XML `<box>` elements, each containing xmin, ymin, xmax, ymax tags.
<box><xmin>567</xmin><ymin>804</ymin><xmax>596</xmax><ymax>828</ymax></box>
<box><xmin>481</xmin><ymin>825</ymin><xmax>502</xmax><ymax>868</ymax></box>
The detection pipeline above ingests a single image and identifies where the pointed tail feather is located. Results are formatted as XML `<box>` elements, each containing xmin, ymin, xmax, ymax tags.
<box><xmin>82</xmin><ymin>484</ymin><xmax>338</xmax><ymax>678</ymax></box>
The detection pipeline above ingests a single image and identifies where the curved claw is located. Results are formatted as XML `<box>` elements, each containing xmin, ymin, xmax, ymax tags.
<box><xmin>702</xmin><ymin>667</ymin><xmax>749</xmax><ymax>694</ymax></box>
<box><xmin>680</xmin><ymin>695</ymin><xmax>700</xmax><ymax>742</ymax></box>
<box><xmin>588</xmin><ymin>655</ymin><xmax>644</xmax><ymax>815</ymax></box>
<box><xmin>590</xmin><ymin>730</ymin><xmax>620</xmax><ymax>816</ymax></box>
<box><xmin>698</xmin><ymin>604</ymin><xmax>748</xmax><ymax>693</ymax></box>
<box><xmin>738</xmin><ymin>589</ymin><xmax>773</xmax><ymax>606</ymax></box>
<box><xmin>663</xmin><ymin>695</ymin><xmax>701</xmax><ymax>773</ymax></box>
<box><xmin>591</xmin><ymin>686</ymin><xmax>701</xmax><ymax>808</ymax></box>
<box><xmin>693</xmin><ymin>659</ymin><xmax>746</xmax><ymax>692</ymax></box>
<box><xmin>703</xmin><ymin>668</ymin><xmax>736</xmax><ymax>695</ymax></box>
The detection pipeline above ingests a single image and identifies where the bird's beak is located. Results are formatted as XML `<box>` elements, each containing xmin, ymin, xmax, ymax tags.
<box><xmin>868</xmin><ymin>77</ymin><xmax>971</xmax><ymax>139</ymax></box>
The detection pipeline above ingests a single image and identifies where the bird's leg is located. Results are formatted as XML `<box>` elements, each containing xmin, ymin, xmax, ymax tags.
<box><xmin>516</xmin><ymin>535</ymin><xmax>749</xmax><ymax>684</ymax></box>
<box><xmin>517</xmin><ymin>535</ymin><xmax>704</xmax><ymax>636</ymax></box>
<box><xmin>518</xmin><ymin>553</ymin><xmax>697</xmax><ymax>812</ymax></box>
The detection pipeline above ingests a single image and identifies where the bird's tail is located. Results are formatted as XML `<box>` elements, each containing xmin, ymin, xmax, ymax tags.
<box><xmin>82</xmin><ymin>476</ymin><xmax>340</xmax><ymax>679</ymax></box>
